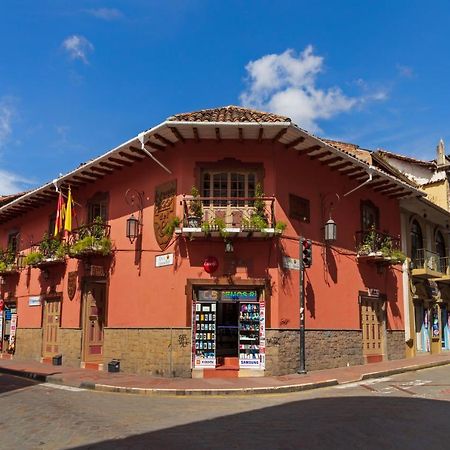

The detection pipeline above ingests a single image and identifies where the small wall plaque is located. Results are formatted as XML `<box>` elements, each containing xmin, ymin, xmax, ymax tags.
<box><xmin>155</xmin><ymin>253</ymin><xmax>174</xmax><ymax>267</ymax></box>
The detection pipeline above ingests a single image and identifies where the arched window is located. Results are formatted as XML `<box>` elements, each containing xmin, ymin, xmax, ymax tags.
<box><xmin>436</xmin><ymin>230</ymin><xmax>446</xmax><ymax>259</ymax></box>
<box><xmin>411</xmin><ymin>220</ymin><xmax>423</xmax><ymax>261</ymax></box>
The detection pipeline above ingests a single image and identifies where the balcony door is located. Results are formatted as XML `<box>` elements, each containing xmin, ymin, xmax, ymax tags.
<box><xmin>201</xmin><ymin>171</ymin><xmax>257</xmax><ymax>227</ymax></box>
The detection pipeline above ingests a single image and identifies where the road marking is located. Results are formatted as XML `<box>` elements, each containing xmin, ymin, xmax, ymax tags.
<box><xmin>335</xmin><ymin>377</ymin><xmax>393</xmax><ymax>389</ymax></box>
<box><xmin>39</xmin><ymin>383</ymin><xmax>85</xmax><ymax>392</ymax></box>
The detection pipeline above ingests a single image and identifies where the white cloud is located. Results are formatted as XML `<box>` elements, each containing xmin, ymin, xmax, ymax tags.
<box><xmin>62</xmin><ymin>35</ymin><xmax>94</xmax><ymax>64</ymax></box>
<box><xmin>240</xmin><ymin>46</ymin><xmax>385</xmax><ymax>133</ymax></box>
<box><xmin>0</xmin><ymin>169</ymin><xmax>33</xmax><ymax>195</ymax></box>
<box><xmin>86</xmin><ymin>8</ymin><xmax>123</xmax><ymax>20</ymax></box>
<box><xmin>0</xmin><ymin>97</ymin><xmax>16</xmax><ymax>148</ymax></box>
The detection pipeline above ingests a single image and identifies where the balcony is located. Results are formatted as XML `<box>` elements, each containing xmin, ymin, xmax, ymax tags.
<box><xmin>68</xmin><ymin>221</ymin><xmax>112</xmax><ymax>259</ymax></box>
<box><xmin>176</xmin><ymin>196</ymin><xmax>283</xmax><ymax>239</ymax></box>
<box><xmin>25</xmin><ymin>235</ymin><xmax>66</xmax><ymax>269</ymax></box>
<box><xmin>412</xmin><ymin>249</ymin><xmax>447</xmax><ymax>280</ymax></box>
<box><xmin>0</xmin><ymin>249</ymin><xmax>19</xmax><ymax>275</ymax></box>
<box><xmin>355</xmin><ymin>229</ymin><xmax>404</xmax><ymax>265</ymax></box>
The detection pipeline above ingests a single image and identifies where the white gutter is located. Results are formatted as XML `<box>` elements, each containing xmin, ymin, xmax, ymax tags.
<box><xmin>343</xmin><ymin>168</ymin><xmax>374</xmax><ymax>197</ymax></box>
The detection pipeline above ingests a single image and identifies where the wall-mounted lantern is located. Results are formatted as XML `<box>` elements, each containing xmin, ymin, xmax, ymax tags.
<box><xmin>126</xmin><ymin>214</ymin><xmax>140</xmax><ymax>243</ymax></box>
<box><xmin>324</xmin><ymin>218</ymin><xmax>337</xmax><ymax>243</ymax></box>
<box><xmin>125</xmin><ymin>189</ymin><xmax>145</xmax><ymax>244</ymax></box>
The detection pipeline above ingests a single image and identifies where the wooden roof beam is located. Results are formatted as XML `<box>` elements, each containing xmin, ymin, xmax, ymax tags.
<box><xmin>374</xmin><ymin>183</ymin><xmax>397</xmax><ymax>192</ymax></box>
<box><xmin>285</xmin><ymin>136</ymin><xmax>305</xmax><ymax>149</ymax></box>
<box><xmin>389</xmin><ymin>191</ymin><xmax>412</xmax><ymax>199</ymax></box>
<box><xmin>91</xmin><ymin>166</ymin><xmax>114</xmax><ymax>175</ymax></box>
<box><xmin>347</xmin><ymin>171</ymin><xmax>367</xmax><ymax>179</ymax></box>
<box><xmin>329</xmin><ymin>161</ymin><xmax>353</xmax><ymax>171</ymax></box>
<box><xmin>73</xmin><ymin>175</ymin><xmax>96</xmax><ymax>183</ymax></box>
<box><xmin>321</xmin><ymin>156</ymin><xmax>342</xmax><ymax>166</ymax></box>
<box><xmin>81</xmin><ymin>170</ymin><xmax>103</xmax><ymax>179</ymax></box>
<box><xmin>119</xmin><ymin>151</ymin><xmax>143</xmax><ymax>162</ymax></box>
<box><xmin>169</xmin><ymin>126</ymin><xmax>185</xmax><ymax>143</ymax></box>
<box><xmin>381</xmin><ymin>186</ymin><xmax>406</xmax><ymax>196</ymax></box>
<box><xmin>100</xmin><ymin>161</ymin><xmax>122</xmax><ymax>170</ymax></box>
<box><xmin>193</xmin><ymin>127</ymin><xmax>200</xmax><ymax>142</ymax></box>
<box><xmin>272</xmin><ymin>128</ymin><xmax>288</xmax><ymax>143</ymax></box>
<box><xmin>109</xmin><ymin>157</ymin><xmax>132</xmax><ymax>167</ymax></box>
<box><xmin>154</xmin><ymin>133</ymin><xmax>175</xmax><ymax>147</ymax></box>
<box><xmin>129</xmin><ymin>146</ymin><xmax>148</xmax><ymax>157</ymax></box>
<box><xmin>297</xmin><ymin>145</ymin><xmax>322</xmax><ymax>155</ymax></box>
<box><xmin>215</xmin><ymin>127</ymin><xmax>221</xmax><ymax>142</ymax></box>
<box><xmin>309</xmin><ymin>151</ymin><xmax>332</xmax><ymax>160</ymax></box>
<box><xmin>258</xmin><ymin>128</ymin><xmax>264</xmax><ymax>143</ymax></box>
<box><xmin>238</xmin><ymin>127</ymin><xmax>244</xmax><ymax>143</ymax></box>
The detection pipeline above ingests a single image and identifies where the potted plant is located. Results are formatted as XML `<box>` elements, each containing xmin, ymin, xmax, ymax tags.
<box><xmin>69</xmin><ymin>217</ymin><xmax>112</xmax><ymax>258</ymax></box>
<box><xmin>187</xmin><ymin>186</ymin><xmax>203</xmax><ymax>228</ymax></box>
<box><xmin>0</xmin><ymin>248</ymin><xmax>17</xmax><ymax>273</ymax></box>
<box><xmin>164</xmin><ymin>216</ymin><xmax>181</xmax><ymax>236</ymax></box>
<box><xmin>242</xmin><ymin>183</ymin><xmax>269</xmax><ymax>231</ymax></box>
<box><xmin>26</xmin><ymin>234</ymin><xmax>66</xmax><ymax>267</ymax></box>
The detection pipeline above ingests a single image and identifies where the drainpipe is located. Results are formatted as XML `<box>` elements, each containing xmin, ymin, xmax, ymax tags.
<box><xmin>343</xmin><ymin>167</ymin><xmax>374</xmax><ymax>197</ymax></box>
<box><xmin>138</xmin><ymin>132</ymin><xmax>172</xmax><ymax>175</ymax></box>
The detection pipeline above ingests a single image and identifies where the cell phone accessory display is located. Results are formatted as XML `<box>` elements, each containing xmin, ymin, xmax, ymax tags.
<box><xmin>239</xmin><ymin>302</ymin><xmax>262</xmax><ymax>368</ymax></box>
<box><xmin>193</xmin><ymin>302</ymin><xmax>216</xmax><ymax>368</ymax></box>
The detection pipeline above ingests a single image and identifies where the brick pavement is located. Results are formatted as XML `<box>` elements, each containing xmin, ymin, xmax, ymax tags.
<box><xmin>0</xmin><ymin>353</ymin><xmax>449</xmax><ymax>395</ymax></box>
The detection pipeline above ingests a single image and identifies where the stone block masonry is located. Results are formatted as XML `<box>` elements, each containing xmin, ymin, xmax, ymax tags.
<box><xmin>265</xmin><ymin>329</ymin><xmax>364</xmax><ymax>375</ymax></box>
<box><xmin>58</xmin><ymin>329</ymin><xmax>82</xmax><ymax>367</ymax></box>
<box><xmin>103</xmin><ymin>328</ymin><xmax>192</xmax><ymax>377</ymax></box>
<box><xmin>386</xmin><ymin>330</ymin><xmax>406</xmax><ymax>360</ymax></box>
<box><xmin>15</xmin><ymin>328</ymin><xmax>42</xmax><ymax>361</ymax></box>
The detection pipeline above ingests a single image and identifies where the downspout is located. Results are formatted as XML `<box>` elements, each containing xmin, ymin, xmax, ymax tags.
<box><xmin>138</xmin><ymin>132</ymin><xmax>172</xmax><ymax>175</ymax></box>
<box><xmin>343</xmin><ymin>167</ymin><xmax>374</xmax><ymax>197</ymax></box>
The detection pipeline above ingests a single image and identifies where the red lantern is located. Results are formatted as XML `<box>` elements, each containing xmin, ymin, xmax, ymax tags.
<box><xmin>203</xmin><ymin>256</ymin><xmax>219</xmax><ymax>274</ymax></box>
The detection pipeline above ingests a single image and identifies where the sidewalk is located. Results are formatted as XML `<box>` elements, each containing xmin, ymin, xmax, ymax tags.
<box><xmin>1</xmin><ymin>353</ymin><xmax>449</xmax><ymax>396</ymax></box>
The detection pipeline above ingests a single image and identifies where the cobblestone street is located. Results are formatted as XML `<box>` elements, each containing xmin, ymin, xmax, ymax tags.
<box><xmin>1</xmin><ymin>365</ymin><xmax>450</xmax><ymax>449</ymax></box>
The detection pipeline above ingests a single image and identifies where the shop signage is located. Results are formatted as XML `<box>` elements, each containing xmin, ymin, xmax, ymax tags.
<box><xmin>198</xmin><ymin>290</ymin><xmax>220</xmax><ymax>301</ymax></box>
<box><xmin>154</xmin><ymin>180</ymin><xmax>177</xmax><ymax>250</ymax></box>
<box><xmin>203</xmin><ymin>256</ymin><xmax>219</xmax><ymax>274</ymax></box>
<box><xmin>155</xmin><ymin>253</ymin><xmax>174</xmax><ymax>268</ymax></box>
<box><xmin>68</xmin><ymin>271</ymin><xmax>77</xmax><ymax>300</ymax></box>
<box><xmin>367</xmin><ymin>288</ymin><xmax>380</xmax><ymax>298</ymax></box>
<box><xmin>28</xmin><ymin>296</ymin><xmax>41</xmax><ymax>307</ymax></box>
<box><xmin>282</xmin><ymin>257</ymin><xmax>300</xmax><ymax>271</ymax></box>
<box><xmin>222</xmin><ymin>290</ymin><xmax>258</xmax><ymax>301</ymax></box>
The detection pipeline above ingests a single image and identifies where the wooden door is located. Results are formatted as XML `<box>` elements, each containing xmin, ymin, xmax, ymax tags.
<box><xmin>361</xmin><ymin>297</ymin><xmax>385</xmax><ymax>362</ymax></box>
<box><xmin>42</xmin><ymin>298</ymin><xmax>61</xmax><ymax>357</ymax></box>
<box><xmin>83</xmin><ymin>281</ymin><xmax>106</xmax><ymax>362</ymax></box>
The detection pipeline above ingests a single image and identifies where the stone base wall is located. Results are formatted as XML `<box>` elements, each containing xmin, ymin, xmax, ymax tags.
<box><xmin>265</xmin><ymin>329</ymin><xmax>364</xmax><ymax>376</ymax></box>
<box><xmin>15</xmin><ymin>328</ymin><xmax>42</xmax><ymax>361</ymax></box>
<box><xmin>386</xmin><ymin>330</ymin><xmax>405</xmax><ymax>361</ymax></box>
<box><xmin>103</xmin><ymin>328</ymin><xmax>192</xmax><ymax>377</ymax></box>
<box><xmin>59</xmin><ymin>329</ymin><xmax>82</xmax><ymax>367</ymax></box>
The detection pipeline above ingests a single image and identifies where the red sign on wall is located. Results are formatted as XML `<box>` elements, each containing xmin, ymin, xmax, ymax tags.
<box><xmin>203</xmin><ymin>256</ymin><xmax>219</xmax><ymax>274</ymax></box>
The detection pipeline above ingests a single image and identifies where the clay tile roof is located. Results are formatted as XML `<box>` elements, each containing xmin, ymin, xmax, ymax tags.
<box><xmin>0</xmin><ymin>192</ymin><xmax>27</xmax><ymax>207</ymax></box>
<box><xmin>167</xmin><ymin>105</ymin><xmax>291</xmax><ymax>123</ymax></box>
<box><xmin>321</xmin><ymin>138</ymin><xmax>372</xmax><ymax>164</ymax></box>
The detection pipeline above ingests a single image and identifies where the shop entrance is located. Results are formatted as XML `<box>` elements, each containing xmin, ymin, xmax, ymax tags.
<box><xmin>0</xmin><ymin>301</ymin><xmax>17</xmax><ymax>355</ymax></box>
<box><xmin>216</xmin><ymin>302</ymin><xmax>239</xmax><ymax>358</ymax></box>
<box><xmin>360</xmin><ymin>297</ymin><xmax>385</xmax><ymax>363</ymax></box>
<box><xmin>82</xmin><ymin>281</ymin><xmax>106</xmax><ymax>364</ymax></box>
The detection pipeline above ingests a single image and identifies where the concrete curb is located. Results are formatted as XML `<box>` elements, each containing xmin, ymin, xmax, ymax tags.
<box><xmin>1</xmin><ymin>359</ymin><xmax>449</xmax><ymax>396</ymax></box>
<box><xmin>83</xmin><ymin>379</ymin><xmax>339</xmax><ymax>396</ymax></box>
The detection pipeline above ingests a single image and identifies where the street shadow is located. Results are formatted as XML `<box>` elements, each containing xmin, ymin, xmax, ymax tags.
<box><xmin>0</xmin><ymin>372</ymin><xmax>41</xmax><ymax>395</ymax></box>
<box><xmin>70</xmin><ymin>395</ymin><xmax>450</xmax><ymax>450</ymax></box>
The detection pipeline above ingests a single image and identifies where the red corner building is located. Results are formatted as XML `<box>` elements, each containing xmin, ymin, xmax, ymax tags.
<box><xmin>0</xmin><ymin>106</ymin><xmax>421</xmax><ymax>378</ymax></box>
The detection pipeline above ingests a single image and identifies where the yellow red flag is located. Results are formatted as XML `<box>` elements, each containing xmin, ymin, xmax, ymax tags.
<box><xmin>64</xmin><ymin>187</ymin><xmax>73</xmax><ymax>232</ymax></box>
<box><xmin>54</xmin><ymin>191</ymin><xmax>66</xmax><ymax>237</ymax></box>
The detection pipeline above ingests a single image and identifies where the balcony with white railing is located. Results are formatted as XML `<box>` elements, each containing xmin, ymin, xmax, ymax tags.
<box><xmin>176</xmin><ymin>196</ymin><xmax>285</xmax><ymax>239</ymax></box>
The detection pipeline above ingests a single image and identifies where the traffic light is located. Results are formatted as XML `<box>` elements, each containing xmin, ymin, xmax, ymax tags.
<box><xmin>301</xmin><ymin>238</ymin><xmax>312</xmax><ymax>268</ymax></box>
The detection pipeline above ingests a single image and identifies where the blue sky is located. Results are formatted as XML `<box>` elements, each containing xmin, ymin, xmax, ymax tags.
<box><xmin>1</xmin><ymin>0</ymin><xmax>450</xmax><ymax>194</ymax></box>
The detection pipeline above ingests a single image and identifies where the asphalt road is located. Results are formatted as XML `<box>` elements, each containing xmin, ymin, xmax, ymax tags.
<box><xmin>1</xmin><ymin>365</ymin><xmax>450</xmax><ymax>450</ymax></box>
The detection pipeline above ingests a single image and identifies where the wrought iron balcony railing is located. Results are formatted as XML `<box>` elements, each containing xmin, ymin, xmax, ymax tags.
<box><xmin>355</xmin><ymin>229</ymin><xmax>401</xmax><ymax>259</ymax></box>
<box><xmin>68</xmin><ymin>222</ymin><xmax>112</xmax><ymax>258</ymax></box>
<box><xmin>181</xmin><ymin>196</ymin><xmax>276</xmax><ymax>231</ymax></box>
<box><xmin>412</xmin><ymin>248</ymin><xmax>447</xmax><ymax>274</ymax></box>
<box><xmin>0</xmin><ymin>249</ymin><xmax>18</xmax><ymax>273</ymax></box>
